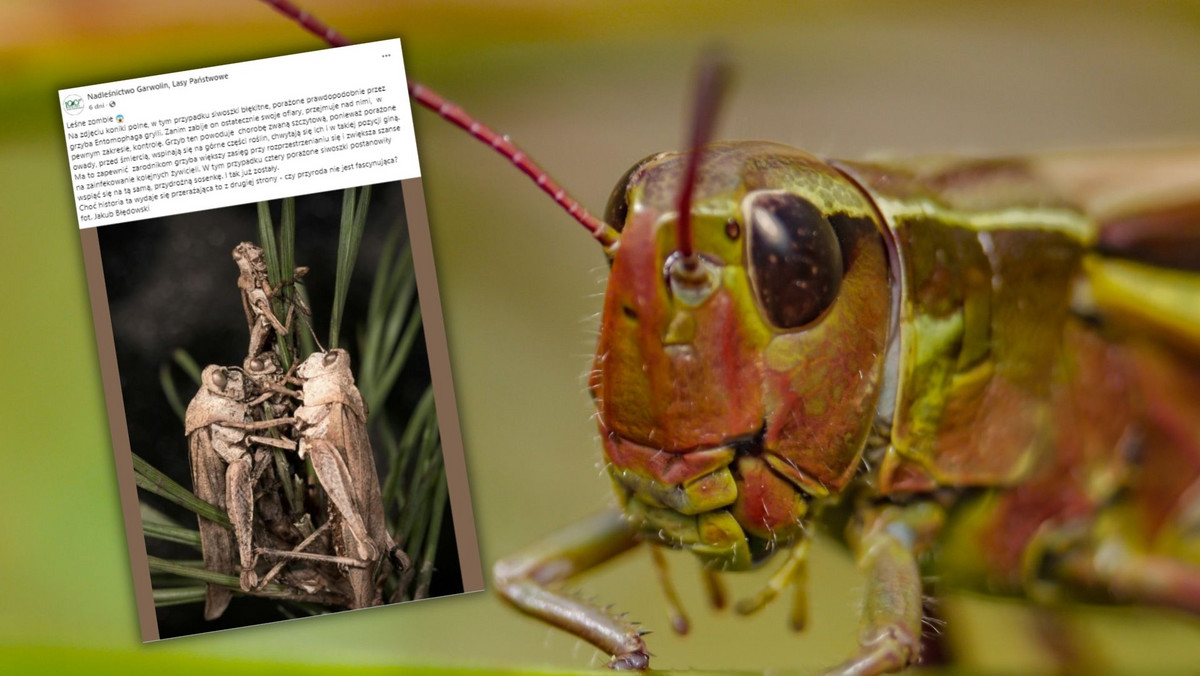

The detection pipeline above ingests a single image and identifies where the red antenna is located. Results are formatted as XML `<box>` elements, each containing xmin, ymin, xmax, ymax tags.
<box><xmin>258</xmin><ymin>0</ymin><xmax>620</xmax><ymax>249</ymax></box>
<box><xmin>675</xmin><ymin>49</ymin><xmax>731</xmax><ymax>267</ymax></box>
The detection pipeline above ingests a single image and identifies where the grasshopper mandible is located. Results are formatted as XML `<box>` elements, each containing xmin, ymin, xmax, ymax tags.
<box><xmin>262</xmin><ymin>2</ymin><xmax>1200</xmax><ymax>672</ymax></box>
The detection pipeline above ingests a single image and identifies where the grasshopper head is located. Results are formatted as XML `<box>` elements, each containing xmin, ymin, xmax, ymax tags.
<box><xmin>296</xmin><ymin>348</ymin><xmax>353</xmax><ymax>381</ymax></box>
<box><xmin>295</xmin><ymin>349</ymin><xmax>367</xmax><ymax>420</ymax></box>
<box><xmin>297</xmin><ymin>348</ymin><xmax>357</xmax><ymax>386</ymax></box>
<box><xmin>232</xmin><ymin>242</ymin><xmax>267</xmax><ymax>276</ymax></box>
<box><xmin>593</xmin><ymin>142</ymin><xmax>893</xmax><ymax>565</ymax></box>
<box><xmin>201</xmin><ymin>364</ymin><xmax>249</xmax><ymax>401</ymax></box>
<box><xmin>244</xmin><ymin>351</ymin><xmax>283</xmax><ymax>377</ymax></box>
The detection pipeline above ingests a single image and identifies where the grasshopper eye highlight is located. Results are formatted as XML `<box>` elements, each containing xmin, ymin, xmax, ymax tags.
<box><xmin>212</xmin><ymin>369</ymin><xmax>228</xmax><ymax>390</ymax></box>
<box><xmin>744</xmin><ymin>191</ymin><xmax>843</xmax><ymax>329</ymax></box>
<box><xmin>324</xmin><ymin>351</ymin><xmax>339</xmax><ymax>366</ymax></box>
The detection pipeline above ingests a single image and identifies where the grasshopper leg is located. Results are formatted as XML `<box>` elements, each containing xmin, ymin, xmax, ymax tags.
<box><xmin>225</xmin><ymin>455</ymin><xmax>258</xmax><ymax>590</ymax></box>
<box><xmin>819</xmin><ymin>503</ymin><xmax>943</xmax><ymax>676</ymax></box>
<box><xmin>303</xmin><ymin>439</ymin><xmax>378</xmax><ymax>562</ymax></box>
<box><xmin>189</xmin><ymin>435</ymin><xmax>234</xmax><ymax>620</ymax></box>
<box><xmin>735</xmin><ymin>538</ymin><xmax>810</xmax><ymax>630</ymax></box>
<box><xmin>701</xmin><ymin>565</ymin><xmax>727</xmax><ymax>610</ymax></box>
<box><xmin>1052</xmin><ymin>539</ymin><xmax>1200</xmax><ymax>615</ymax></box>
<box><xmin>649</xmin><ymin>544</ymin><xmax>690</xmax><ymax>634</ymax></box>
<box><xmin>493</xmin><ymin>509</ymin><xmax>648</xmax><ymax>669</ymax></box>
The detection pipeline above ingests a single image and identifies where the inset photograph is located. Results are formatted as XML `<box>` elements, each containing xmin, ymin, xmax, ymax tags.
<box><xmin>94</xmin><ymin>182</ymin><xmax>476</xmax><ymax>639</ymax></box>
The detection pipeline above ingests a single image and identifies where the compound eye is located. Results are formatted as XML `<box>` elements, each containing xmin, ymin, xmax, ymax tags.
<box><xmin>212</xmin><ymin>369</ymin><xmax>228</xmax><ymax>390</ymax></box>
<box><xmin>744</xmin><ymin>191</ymin><xmax>843</xmax><ymax>329</ymax></box>
<box><xmin>249</xmin><ymin>357</ymin><xmax>264</xmax><ymax>371</ymax></box>
<box><xmin>323</xmin><ymin>351</ymin><xmax>339</xmax><ymax>366</ymax></box>
<box><xmin>602</xmin><ymin>168</ymin><xmax>634</xmax><ymax>234</ymax></box>
<box><xmin>603</xmin><ymin>152</ymin><xmax>664</xmax><ymax>234</ymax></box>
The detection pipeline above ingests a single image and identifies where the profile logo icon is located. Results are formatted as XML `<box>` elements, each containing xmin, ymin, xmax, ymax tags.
<box><xmin>64</xmin><ymin>95</ymin><xmax>83</xmax><ymax>115</ymax></box>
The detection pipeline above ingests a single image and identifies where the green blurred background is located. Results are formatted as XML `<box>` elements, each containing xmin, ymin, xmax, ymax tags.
<box><xmin>4</xmin><ymin>0</ymin><xmax>1200</xmax><ymax>673</ymax></box>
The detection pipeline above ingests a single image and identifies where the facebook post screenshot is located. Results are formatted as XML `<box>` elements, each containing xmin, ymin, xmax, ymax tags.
<box><xmin>59</xmin><ymin>39</ymin><xmax>482</xmax><ymax>641</ymax></box>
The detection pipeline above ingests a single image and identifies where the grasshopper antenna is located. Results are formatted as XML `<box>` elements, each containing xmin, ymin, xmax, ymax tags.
<box><xmin>257</xmin><ymin>0</ymin><xmax>621</xmax><ymax>249</ymax></box>
<box><xmin>674</xmin><ymin>48</ymin><xmax>732</xmax><ymax>272</ymax></box>
<box><xmin>295</xmin><ymin>302</ymin><xmax>325</xmax><ymax>353</ymax></box>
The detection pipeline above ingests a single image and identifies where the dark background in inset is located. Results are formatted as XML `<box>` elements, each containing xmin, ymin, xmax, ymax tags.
<box><xmin>96</xmin><ymin>183</ymin><xmax>464</xmax><ymax>639</ymax></box>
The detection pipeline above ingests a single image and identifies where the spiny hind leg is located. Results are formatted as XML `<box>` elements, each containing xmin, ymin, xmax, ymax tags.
<box><xmin>493</xmin><ymin>509</ymin><xmax>647</xmax><ymax>669</ymax></box>
<box><xmin>303</xmin><ymin>438</ymin><xmax>376</xmax><ymax>561</ymax></box>
<box><xmin>225</xmin><ymin>455</ymin><xmax>257</xmax><ymax>590</ymax></box>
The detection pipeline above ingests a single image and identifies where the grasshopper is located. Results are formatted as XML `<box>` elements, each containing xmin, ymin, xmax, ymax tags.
<box><xmin>186</xmin><ymin>242</ymin><xmax>334</xmax><ymax>618</ymax></box>
<box><xmin>263</xmin><ymin>2</ymin><xmax>1200</xmax><ymax>671</ymax></box>
<box><xmin>232</xmin><ymin>241</ymin><xmax>310</xmax><ymax>359</ymax></box>
<box><xmin>240</xmin><ymin>350</ymin><xmax>309</xmax><ymax>543</ymax></box>
<box><xmin>251</xmin><ymin>349</ymin><xmax>406</xmax><ymax>609</ymax></box>
<box><xmin>185</xmin><ymin>365</ymin><xmax>299</xmax><ymax>618</ymax></box>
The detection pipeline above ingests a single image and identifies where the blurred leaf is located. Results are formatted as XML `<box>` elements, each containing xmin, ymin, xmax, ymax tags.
<box><xmin>172</xmin><ymin>348</ymin><xmax>202</xmax><ymax>385</ymax></box>
<box><xmin>139</xmin><ymin>502</ymin><xmax>182</xmax><ymax>527</ymax></box>
<box><xmin>159</xmin><ymin>362</ymin><xmax>186</xmax><ymax>422</ymax></box>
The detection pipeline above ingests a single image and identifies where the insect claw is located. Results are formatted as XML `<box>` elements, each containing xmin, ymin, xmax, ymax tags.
<box><xmin>608</xmin><ymin>650</ymin><xmax>650</xmax><ymax>671</ymax></box>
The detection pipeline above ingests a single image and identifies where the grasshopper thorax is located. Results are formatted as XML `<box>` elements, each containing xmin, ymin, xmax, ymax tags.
<box><xmin>185</xmin><ymin>365</ymin><xmax>252</xmax><ymax>435</ymax></box>
<box><xmin>296</xmin><ymin>349</ymin><xmax>368</xmax><ymax>421</ymax></box>
<box><xmin>593</xmin><ymin>141</ymin><xmax>894</xmax><ymax>568</ymax></box>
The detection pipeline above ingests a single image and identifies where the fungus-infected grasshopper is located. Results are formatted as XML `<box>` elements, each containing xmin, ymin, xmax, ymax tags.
<box><xmin>188</xmin><ymin>239</ymin><xmax>366</xmax><ymax>617</ymax></box>
<box><xmin>261</xmin><ymin>1</ymin><xmax>1200</xmax><ymax>672</ymax></box>
<box><xmin>185</xmin><ymin>365</ymin><xmax>299</xmax><ymax>618</ymax></box>
<box><xmin>252</xmin><ymin>348</ymin><xmax>406</xmax><ymax>609</ymax></box>
<box><xmin>233</xmin><ymin>241</ymin><xmax>310</xmax><ymax>360</ymax></box>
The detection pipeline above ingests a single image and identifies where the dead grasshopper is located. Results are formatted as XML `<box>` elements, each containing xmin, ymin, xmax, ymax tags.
<box><xmin>185</xmin><ymin>245</ymin><xmax>319</xmax><ymax>618</ymax></box>
<box><xmin>184</xmin><ymin>364</ymin><xmax>298</xmax><ymax>619</ymax></box>
<box><xmin>251</xmin><ymin>348</ymin><xmax>408</xmax><ymax>609</ymax></box>
<box><xmin>241</xmin><ymin>350</ymin><xmax>310</xmax><ymax>544</ymax></box>
<box><xmin>243</xmin><ymin>351</ymin><xmax>292</xmax><ymax>419</ymax></box>
<box><xmin>232</xmin><ymin>241</ymin><xmax>310</xmax><ymax>358</ymax></box>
